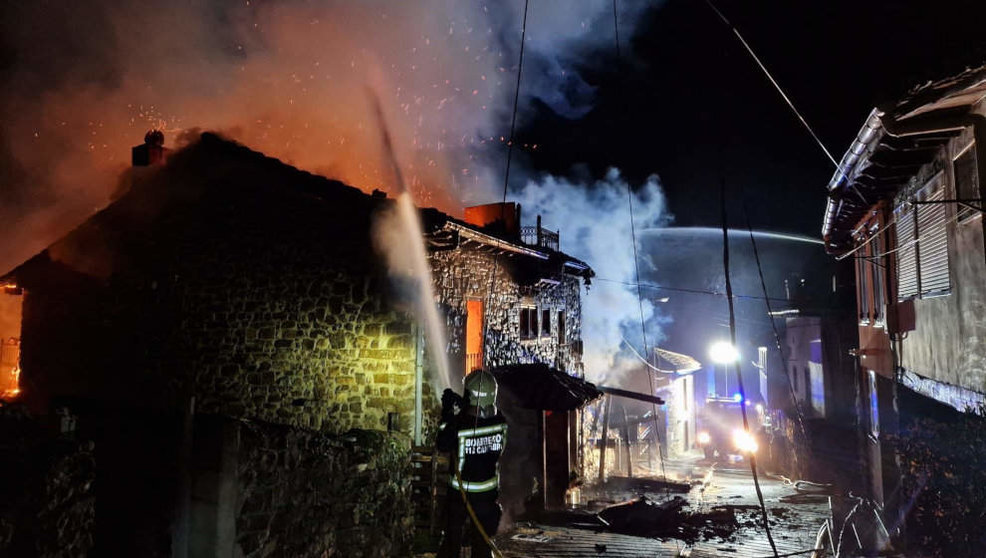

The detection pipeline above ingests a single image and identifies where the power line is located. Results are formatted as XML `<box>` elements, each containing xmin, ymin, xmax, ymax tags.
<box><xmin>742</xmin><ymin>191</ymin><xmax>811</xmax><ymax>454</ymax></box>
<box><xmin>612</xmin><ymin>0</ymin><xmax>674</xmax><ymax>522</ymax></box>
<box><xmin>592</xmin><ymin>276</ymin><xmax>794</xmax><ymax>304</ymax></box>
<box><xmin>703</xmin><ymin>0</ymin><xmax>840</xmax><ymax>171</ymax></box>
<box><xmin>722</xmin><ymin>180</ymin><xmax>780</xmax><ymax>557</ymax></box>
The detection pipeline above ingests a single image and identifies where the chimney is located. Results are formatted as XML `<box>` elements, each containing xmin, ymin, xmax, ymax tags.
<box><xmin>463</xmin><ymin>202</ymin><xmax>522</xmax><ymax>238</ymax></box>
<box><xmin>132</xmin><ymin>130</ymin><xmax>169</xmax><ymax>166</ymax></box>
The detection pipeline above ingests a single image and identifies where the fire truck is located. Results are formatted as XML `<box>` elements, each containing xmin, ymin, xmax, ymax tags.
<box><xmin>696</xmin><ymin>396</ymin><xmax>762</xmax><ymax>462</ymax></box>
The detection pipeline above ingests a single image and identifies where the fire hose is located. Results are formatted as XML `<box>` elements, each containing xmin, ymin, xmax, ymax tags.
<box><xmin>438</xmin><ymin>387</ymin><xmax>503</xmax><ymax>558</ymax></box>
<box><xmin>453</xmin><ymin>467</ymin><xmax>503</xmax><ymax>558</ymax></box>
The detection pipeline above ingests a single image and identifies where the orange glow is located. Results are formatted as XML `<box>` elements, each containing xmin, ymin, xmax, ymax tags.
<box><xmin>465</xmin><ymin>300</ymin><xmax>484</xmax><ymax>375</ymax></box>
<box><xmin>1</xmin><ymin>364</ymin><xmax>19</xmax><ymax>400</ymax></box>
<box><xmin>0</xmin><ymin>339</ymin><xmax>20</xmax><ymax>401</ymax></box>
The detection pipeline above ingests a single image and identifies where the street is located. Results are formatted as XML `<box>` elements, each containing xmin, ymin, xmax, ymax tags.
<box><xmin>496</xmin><ymin>462</ymin><xmax>830</xmax><ymax>558</ymax></box>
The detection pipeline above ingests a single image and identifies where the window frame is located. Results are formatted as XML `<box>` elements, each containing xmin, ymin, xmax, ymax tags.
<box><xmin>953</xmin><ymin>142</ymin><xmax>981</xmax><ymax>224</ymax></box>
<box><xmin>914</xmin><ymin>175</ymin><xmax>951</xmax><ymax>297</ymax></box>
<box><xmin>856</xmin><ymin>241</ymin><xmax>871</xmax><ymax>324</ymax></box>
<box><xmin>869</xmin><ymin>222</ymin><xmax>886</xmax><ymax>325</ymax></box>
<box><xmin>519</xmin><ymin>307</ymin><xmax>538</xmax><ymax>340</ymax></box>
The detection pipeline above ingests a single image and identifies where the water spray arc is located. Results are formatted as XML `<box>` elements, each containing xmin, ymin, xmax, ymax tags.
<box><xmin>370</xmin><ymin>91</ymin><xmax>453</xmax><ymax>395</ymax></box>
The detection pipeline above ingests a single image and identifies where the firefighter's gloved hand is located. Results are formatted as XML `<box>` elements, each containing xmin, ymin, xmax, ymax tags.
<box><xmin>441</xmin><ymin>388</ymin><xmax>463</xmax><ymax>420</ymax></box>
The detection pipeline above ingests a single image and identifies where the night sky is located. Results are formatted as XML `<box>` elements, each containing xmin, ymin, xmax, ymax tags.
<box><xmin>516</xmin><ymin>0</ymin><xmax>986</xmax><ymax>237</ymax></box>
<box><xmin>3</xmin><ymin>0</ymin><xmax>986</xmax><ymax>386</ymax></box>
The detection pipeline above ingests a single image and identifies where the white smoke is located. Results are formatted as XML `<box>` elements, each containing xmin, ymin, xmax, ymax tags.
<box><xmin>512</xmin><ymin>169</ymin><xmax>672</xmax><ymax>384</ymax></box>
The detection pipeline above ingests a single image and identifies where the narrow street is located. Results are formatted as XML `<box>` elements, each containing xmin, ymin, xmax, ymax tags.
<box><xmin>496</xmin><ymin>462</ymin><xmax>830</xmax><ymax>558</ymax></box>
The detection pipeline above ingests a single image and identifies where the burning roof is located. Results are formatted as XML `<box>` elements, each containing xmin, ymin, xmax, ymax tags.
<box><xmin>2</xmin><ymin>132</ymin><xmax>593</xmax><ymax>284</ymax></box>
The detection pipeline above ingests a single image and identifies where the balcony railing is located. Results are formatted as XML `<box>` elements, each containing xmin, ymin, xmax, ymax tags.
<box><xmin>520</xmin><ymin>225</ymin><xmax>559</xmax><ymax>252</ymax></box>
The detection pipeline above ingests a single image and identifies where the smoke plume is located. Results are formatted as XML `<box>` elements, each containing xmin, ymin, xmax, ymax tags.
<box><xmin>512</xmin><ymin>169</ymin><xmax>672</xmax><ymax>383</ymax></box>
<box><xmin>0</xmin><ymin>0</ymin><xmax>652</xmax><ymax>274</ymax></box>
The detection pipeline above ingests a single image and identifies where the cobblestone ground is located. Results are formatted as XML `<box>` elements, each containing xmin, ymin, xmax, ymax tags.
<box><xmin>495</xmin><ymin>464</ymin><xmax>830</xmax><ymax>558</ymax></box>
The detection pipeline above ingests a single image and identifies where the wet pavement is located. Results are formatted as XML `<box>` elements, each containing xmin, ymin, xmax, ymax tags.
<box><xmin>495</xmin><ymin>461</ymin><xmax>831</xmax><ymax>558</ymax></box>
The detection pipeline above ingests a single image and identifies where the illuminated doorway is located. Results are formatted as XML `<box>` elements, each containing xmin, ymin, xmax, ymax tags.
<box><xmin>465</xmin><ymin>300</ymin><xmax>484</xmax><ymax>375</ymax></box>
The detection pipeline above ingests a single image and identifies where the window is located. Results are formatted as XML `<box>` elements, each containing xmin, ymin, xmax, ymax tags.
<box><xmin>954</xmin><ymin>144</ymin><xmax>980</xmax><ymax>222</ymax></box>
<box><xmin>895</xmin><ymin>202</ymin><xmax>919</xmax><ymax>300</ymax></box>
<box><xmin>541</xmin><ymin>308</ymin><xmax>551</xmax><ymax>337</ymax></box>
<box><xmin>857</xmin><ymin>242</ymin><xmax>871</xmax><ymax>321</ymax></box>
<box><xmin>869</xmin><ymin>224</ymin><xmax>885</xmax><ymax>323</ymax></box>
<box><xmin>557</xmin><ymin>311</ymin><xmax>566</xmax><ymax>345</ymax></box>
<box><xmin>916</xmin><ymin>178</ymin><xmax>950</xmax><ymax>295</ymax></box>
<box><xmin>894</xmin><ymin>176</ymin><xmax>949</xmax><ymax>300</ymax></box>
<box><xmin>519</xmin><ymin>307</ymin><xmax>538</xmax><ymax>339</ymax></box>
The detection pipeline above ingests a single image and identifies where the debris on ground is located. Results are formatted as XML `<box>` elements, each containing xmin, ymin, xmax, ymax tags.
<box><xmin>603</xmin><ymin>475</ymin><xmax>695</xmax><ymax>494</ymax></box>
<box><xmin>597</xmin><ymin>495</ymin><xmax>687</xmax><ymax>534</ymax></box>
<box><xmin>510</xmin><ymin>532</ymin><xmax>552</xmax><ymax>543</ymax></box>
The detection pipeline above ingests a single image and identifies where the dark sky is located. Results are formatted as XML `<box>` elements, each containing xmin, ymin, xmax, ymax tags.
<box><xmin>517</xmin><ymin>0</ymin><xmax>986</xmax><ymax>237</ymax></box>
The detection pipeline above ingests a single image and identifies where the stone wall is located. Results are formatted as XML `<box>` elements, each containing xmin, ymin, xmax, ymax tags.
<box><xmin>429</xmin><ymin>247</ymin><xmax>584</xmax><ymax>378</ymax></box>
<box><xmin>0</xmin><ymin>406</ymin><xmax>95</xmax><ymax>557</ymax></box>
<box><xmin>235</xmin><ymin>419</ymin><xmax>413</xmax><ymax>557</ymax></box>
<box><xmin>179</xmin><ymin>261</ymin><xmax>418</xmax><ymax>435</ymax></box>
<box><xmin>17</xmin><ymin>134</ymin><xmax>421</xmax><ymax>436</ymax></box>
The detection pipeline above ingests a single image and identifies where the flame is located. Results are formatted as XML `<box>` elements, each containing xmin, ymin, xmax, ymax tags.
<box><xmin>2</xmin><ymin>365</ymin><xmax>20</xmax><ymax>400</ymax></box>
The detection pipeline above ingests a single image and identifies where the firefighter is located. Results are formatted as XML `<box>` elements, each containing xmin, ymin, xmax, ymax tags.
<box><xmin>436</xmin><ymin>369</ymin><xmax>508</xmax><ymax>558</ymax></box>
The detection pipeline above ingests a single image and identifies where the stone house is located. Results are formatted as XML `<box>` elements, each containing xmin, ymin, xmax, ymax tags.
<box><xmin>0</xmin><ymin>131</ymin><xmax>594</xmax><ymax>556</ymax></box>
<box><xmin>821</xmin><ymin>65</ymin><xmax>986</xmax><ymax>522</ymax></box>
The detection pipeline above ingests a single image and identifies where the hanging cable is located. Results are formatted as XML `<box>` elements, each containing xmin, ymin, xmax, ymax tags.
<box><xmin>741</xmin><ymin>191</ymin><xmax>812</xmax><ymax>460</ymax></box>
<box><xmin>611</xmin><ymin>2</ymin><xmax>677</xmax><ymax>532</ymax></box>
<box><xmin>722</xmin><ymin>179</ymin><xmax>780</xmax><ymax>557</ymax></box>
<box><xmin>593</xmin><ymin>276</ymin><xmax>795</xmax><ymax>304</ymax></box>
<box><xmin>452</xmin><ymin>1</ymin><xmax>530</xmax><ymax>556</ymax></box>
<box><xmin>703</xmin><ymin>0</ymin><xmax>840</xmax><ymax>172</ymax></box>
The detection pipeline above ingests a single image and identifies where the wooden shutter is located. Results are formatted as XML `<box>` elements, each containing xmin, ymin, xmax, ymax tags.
<box><xmin>895</xmin><ymin>204</ymin><xmax>918</xmax><ymax>300</ymax></box>
<box><xmin>917</xmin><ymin>183</ymin><xmax>950</xmax><ymax>295</ymax></box>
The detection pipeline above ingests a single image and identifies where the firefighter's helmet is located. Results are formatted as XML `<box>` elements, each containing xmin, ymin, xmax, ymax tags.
<box><xmin>464</xmin><ymin>369</ymin><xmax>498</xmax><ymax>417</ymax></box>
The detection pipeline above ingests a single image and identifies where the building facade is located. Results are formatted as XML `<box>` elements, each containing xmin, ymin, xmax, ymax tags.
<box><xmin>0</xmin><ymin>132</ymin><xmax>594</xmax><ymax>556</ymax></box>
<box><xmin>822</xmin><ymin>67</ymin><xmax>986</xmax><ymax>514</ymax></box>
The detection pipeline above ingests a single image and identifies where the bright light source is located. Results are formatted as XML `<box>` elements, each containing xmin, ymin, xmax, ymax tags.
<box><xmin>697</xmin><ymin>431</ymin><xmax>711</xmax><ymax>445</ymax></box>
<box><xmin>755</xmin><ymin>403</ymin><xmax>764</xmax><ymax>413</ymax></box>
<box><xmin>709</xmin><ymin>341</ymin><xmax>740</xmax><ymax>364</ymax></box>
<box><xmin>732</xmin><ymin>428</ymin><xmax>758</xmax><ymax>454</ymax></box>
<box><xmin>657</xmin><ymin>297</ymin><xmax>670</xmax><ymax>303</ymax></box>
<box><xmin>733</xmin><ymin>393</ymin><xmax>743</xmax><ymax>403</ymax></box>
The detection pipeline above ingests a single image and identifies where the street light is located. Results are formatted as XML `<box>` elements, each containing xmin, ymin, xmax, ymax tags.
<box><xmin>708</xmin><ymin>341</ymin><xmax>739</xmax><ymax>364</ymax></box>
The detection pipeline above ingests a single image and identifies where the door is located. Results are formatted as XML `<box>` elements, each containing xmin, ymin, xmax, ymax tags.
<box><xmin>465</xmin><ymin>300</ymin><xmax>484</xmax><ymax>375</ymax></box>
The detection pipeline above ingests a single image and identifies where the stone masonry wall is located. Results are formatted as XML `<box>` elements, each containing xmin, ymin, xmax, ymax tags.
<box><xmin>166</xmin><ymin>166</ymin><xmax>420</xmax><ymax>436</ymax></box>
<box><xmin>0</xmin><ymin>406</ymin><xmax>95</xmax><ymax>558</ymax></box>
<box><xmin>235</xmin><ymin>419</ymin><xmax>413</xmax><ymax>557</ymax></box>
<box><xmin>180</xmin><ymin>262</ymin><xmax>418</xmax><ymax>435</ymax></box>
<box><xmin>429</xmin><ymin>247</ymin><xmax>584</xmax><ymax>379</ymax></box>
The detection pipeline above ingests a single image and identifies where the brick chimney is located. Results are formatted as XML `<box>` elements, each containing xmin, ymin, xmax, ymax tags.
<box><xmin>131</xmin><ymin>130</ymin><xmax>169</xmax><ymax>166</ymax></box>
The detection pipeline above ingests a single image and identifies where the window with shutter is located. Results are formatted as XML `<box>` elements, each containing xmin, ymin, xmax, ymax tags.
<box><xmin>916</xmin><ymin>179</ymin><xmax>950</xmax><ymax>295</ymax></box>
<box><xmin>954</xmin><ymin>144</ymin><xmax>980</xmax><ymax>222</ymax></box>
<box><xmin>895</xmin><ymin>203</ymin><xmax>919</xmax><ymax>301</ymax></box>
<box><xmin>869</xmin><ymin>223</ymin><xmax>885</xmax><ymax>322</ymax></box>
<box><xmin>857</xmin><ymin>242</ymin><xmax>871</xmax><ymax>321</ymax></box>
